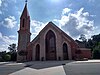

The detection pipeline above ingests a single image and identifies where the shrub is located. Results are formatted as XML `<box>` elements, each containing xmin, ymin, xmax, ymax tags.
<box><xmin>93</xmin><ymin>50</ymin><xmax>100</xmax><ymax>59</ymax></box>
<box><xmin>4</xmin><ymin>54</ymin><xmax>11</xmax><ymax>61</ymax></box>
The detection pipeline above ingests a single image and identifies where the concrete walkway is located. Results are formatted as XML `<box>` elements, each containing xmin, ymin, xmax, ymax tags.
<box><xmin>9</xmin><ymin>66</ymin><xmax>66</xmax><ymax>75</ymax></box>
<box><xmin>9</xmin><ymin>61</ymin><xmax>72</xmax><ymax>75</ymax></box>
<box><xmin>9</xmin><ymin>60</ymin><xmax>100</xmax><ymax>75</ymax></box>
<box><xmin>75</xmin><ymin>60</ymin><xmax>100</xmax><ymax>63</ymax></box>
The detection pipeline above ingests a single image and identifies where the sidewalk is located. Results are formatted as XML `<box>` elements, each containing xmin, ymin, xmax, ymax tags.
<box><xmin>75</xmin><ymin>59</ymin><xmax>100</xmax><ymax>63</ymax></box>
<box><xmin>9</xmin><ymin>60</ymin><xmax>100</xmax><ymax>75</ymax></box>
<box><xmin>9</xmin><ymin>61</ymin><xmax>72</xmax><ymax>75</ymax></box>
<box><xmin>0</xmin><ymin>62</ymin><xmax>10</xmax><ymax>65</ymax></box>
<box><xmin>9</xmin><ymin>66</ymin><xmax>66</xmax><ymax>75</ymax></box>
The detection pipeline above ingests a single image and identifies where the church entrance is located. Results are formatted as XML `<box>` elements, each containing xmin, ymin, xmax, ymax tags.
<box><xmin>35</xmin><ymin>44</ymin><xmax>40</xmax><ymax>61</ymax></box>
<box><xmin>63</xmin><ymin>43</ymin><xmax>69</xmax><ymax>60</ymax></box>
<box><xmin>45</xmin><ymin>30</ymin><xmax>57</xmax><ymax>60</ymax></box>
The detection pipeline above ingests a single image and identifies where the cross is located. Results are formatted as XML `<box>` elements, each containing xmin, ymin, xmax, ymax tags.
<box><xmin>25</xmin><ymin>0</ymin><xmax>27</xmax><ymax>3</ymax></box>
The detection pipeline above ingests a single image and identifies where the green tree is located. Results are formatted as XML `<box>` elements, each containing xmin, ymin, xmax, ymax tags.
<box><xmin>4</xmin><ymin>54</ymin><xmax>11</xmax><ymax>61</ymax></box>
<box><xmin>79</xmin><ymin>34</ymin><xmax>87</xmax><ymax>42</ymax></box>
<box><xmin>79</xmin><ymin>34</ymin><xmax>88</xmax><ymax>48</ymax></box>
<box><xmin>8</xmin><ymin>43</ymin><xmax>16</xmax><ymax>53</ymax></box>
<box><xmin>93</xmin><ymin>42</ymin><xmax>100</xmax><ymax>59</ymax></box>
<box><xmin>8</xmin><ymin>43</ymin><xmax>17</xmax><ymax>61</ymax></box>
<box><xmin>77</xmin><ymin>34</ymin><xmax>100</xmax><ymax>59</ymax></box>
<box><xmin>0</xmin><ymin>51</ymin><xmax>6</xmax><ymax>61</ymax></box>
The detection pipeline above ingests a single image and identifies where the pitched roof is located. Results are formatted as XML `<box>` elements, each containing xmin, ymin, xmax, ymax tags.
<box><xmin>31</xmin><ymin>22</ymin><xmax>78</xmax><ymax>46</ymax></box>
<box><xmin>75</xmin><ymin>40</ymin><xmax>86</xmax><ymax>48</ymax></box>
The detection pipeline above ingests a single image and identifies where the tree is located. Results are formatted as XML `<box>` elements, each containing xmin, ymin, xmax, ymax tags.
<box><xmin>79</xmin><ymin>34</ymin><xmax>87</xmax><ymax>42</ymax></box>
<box><xmin>8</xmin><ymin>43</ymin><xmax>16</xmax><ymax>53</ymax></box>
<box><xmin>92</xmin><ymin>34</ymin><xmax>100</xmax><ymax>42</ymax></box>
<box><xmin>77</xmin><ymin>33</ymin><xmax>100</xmax><ymax>59</ymax></box>
<box><xmin>79</xmin><ymin>34</ymin><xmax>88</xmax><ymax>48</ymax></box>
<box><xmin>86</xmin><ymin>39</ymin><xmax>94</xmax><ymax>51</ymax></box>
<box><xmin>4</xmin><ymin>54</ymin><xmax>11</xmax><ymax>61</ymax></box>
<box><xmin>93</xmin><ymin>42</ymin><xmax>100</xmax><ymax>59</ymax></box>
<box><xmin>0</xmin><ymin>51</ymin><xmax>6</xmax><ymax>61</ymax></box>
<box><xmin>8</xmin><ymin>43</ymin><xmax>17</xmax><ymax>61</ymax></box>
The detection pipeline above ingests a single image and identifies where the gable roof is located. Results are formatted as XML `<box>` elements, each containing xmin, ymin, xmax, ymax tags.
<box><xmin>75</xmin><ymin>40</ymin><xmax>86</xmax><ymax>48</ymax></box>
<box><xmin>31</xmin><ymin>22</ymin><xmax>78</xmax><ymax>45</ymax></box>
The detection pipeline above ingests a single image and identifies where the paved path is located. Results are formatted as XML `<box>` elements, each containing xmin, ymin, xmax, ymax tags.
<box><xmin>1</xmin><ymin>60</ymin><xmax>100</xmax><ymax>75</ymax></box>
<box><xmin>9</xmin><ymin>66</ymin><xmax>66</xmax><ymax>75</ymax></box>
<box><xmin>9</xmin><ymin>61</ymin><xmax>71</xmax><ymax>75</ymax></box>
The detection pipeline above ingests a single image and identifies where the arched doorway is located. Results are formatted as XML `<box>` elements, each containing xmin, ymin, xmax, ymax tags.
<box><xmin>63</xmin><ymin>43</ymin><xmax>69</xmax><ymax>60</ymax></box>
<box><xmin>45</xmin><ymin>30</ymin><xmax>56</xmax><ymax>60</ymax></box>
<box><xmin>35</xmin><ymin>44</ymin><xmax>40</xmax><ymax>61</ymax></box>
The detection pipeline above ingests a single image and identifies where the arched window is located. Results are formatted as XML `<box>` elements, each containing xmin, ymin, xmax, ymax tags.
<box><xmin>45</xmin><ymin>30</ymin><xmax>56</xmax><ymax>60</ymax></box>
<box><xmin>35</xmin><ymin>44</ymin><xmax>40</xmax><ymax>61</ymax></box>
<box><xmin>50</xmin><ymin>37</ymin><xmax>55</xmax><ymax>48</ymax></box>
<box><xmin>63</xmin><ymin>43</ymin><xmax>69</xmax><ymax>60</ymax></box>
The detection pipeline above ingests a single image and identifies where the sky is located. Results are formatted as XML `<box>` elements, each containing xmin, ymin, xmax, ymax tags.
<box><xmin>0</xmin><ymin>0</ymin><xmax>100</xmax><ymax>52</ymax></box>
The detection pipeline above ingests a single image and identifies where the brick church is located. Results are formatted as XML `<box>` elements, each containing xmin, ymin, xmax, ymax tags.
<box><xmin>17</xmin><ymin>2</ymin><xmax>91</xmax><ymax>62</ymax></box>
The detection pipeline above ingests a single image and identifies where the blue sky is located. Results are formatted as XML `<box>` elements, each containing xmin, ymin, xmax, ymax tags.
<box><xmin>0</xmin><ymin>0</ymin><xmax>100</xmax><ymax>51</ymax></box>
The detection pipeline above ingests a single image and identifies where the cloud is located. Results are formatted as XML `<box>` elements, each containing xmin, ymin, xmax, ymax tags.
<box><xmin>0</xmin><ymin>32</ymin><xmax>17</xmax><ymax>45</ymax></box>
<box><xmin>9</xmin><ymin>35</ymin><xmax>16</xmax><ymax>39</ymax></box>
<box><xmin>11</xmin><ymin>0</ymin><xmax>16</xmax><ymax>3</ymax></box>
<box><xmin>54</xmin><ymin>7</ymin><xmax>96</xmax><ymax>39</ymax></box>
<box><xmin>29</xmin><ymin>7</ymin><xmax>96</xmax><ymax>40</ymax></box>
<box><xmin>0</xmin><ymin>0</ymin><xmax>2</xmax><ymax>7</ymax></box>
<box><xmin>0</xmin><ymin>32</ymin><xmax>17</xmax><ymax>51</ymax></box>
<box><xmin>0</xmin><ymin>10</ymin><xmax>2</xmax><ymax>14</ymax></box>
<box><xmin>88</xmin><ymin>0</ymin><xmax>95</xmax><ymax>2</ymax></box>
<box><xmin>0</xmin><ymin>32</ymin><xmax>2</xmax><ymax>38</ymax></box>
<box><xmin>62</xmin><ymin>8</ymin><xmax>71</xmax><ymax>15</ymax></box>
<box><xmin>0</xmin><ymin>0</ymin><xmax>3</xmax><ymax>14</ymax></box>
<box><xmin>1</xmin><ymin>16</ymin><xmax>17</xmax><ymax>28</ymax></box>
<box><xmin>17</xmin><ymin>11</ymin><xmax>21</xmax><ymax>16</ymax></box>
<box><xmin>30</xmin><ymin>20</ymin><xmax>47</xmax><ymax>39</ymax></box>
<box><xmin>0</xmin><ymin>44</ymin><xmax>9</xmax><ymax>52</ymax></box>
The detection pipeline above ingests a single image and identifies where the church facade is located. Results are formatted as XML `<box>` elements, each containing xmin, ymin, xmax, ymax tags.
<box><xmin>17</xmin><ymin>3</ymin><xmax>91</xmax><ymax>62</ymax></box>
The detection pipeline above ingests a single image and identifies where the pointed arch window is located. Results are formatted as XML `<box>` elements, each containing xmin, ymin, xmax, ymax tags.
<box><xmin>35</xmin><ymin>44</ymin><xmax>40</xmax><ymax>61</ymax></box>
<box><xmin>45</xmin><ymin>30</ymin><xmax>56</xmax><ymax>60</ymax></box>
<box><xmin>63</xmin><ymin>43</ymin><xmax>69</xmax><ymax>60</ymax></box>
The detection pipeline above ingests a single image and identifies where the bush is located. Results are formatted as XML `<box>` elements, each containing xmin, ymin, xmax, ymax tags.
<box><xmin>93</xmin><ymin>50</ymin><xmax>100</xmax><ymax>59</ymax></box>
<box><xmin>4</xmin><ymin>54</ymin><xmax>11</xmax><ymax>61</ymax></box>
<box><xmin>0</xmin><ymin>56</ymin><xmax>4</xmax><ymax>62</ymax></box>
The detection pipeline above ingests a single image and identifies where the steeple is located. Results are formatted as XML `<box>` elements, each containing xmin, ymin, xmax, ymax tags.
<box><xmin>20</xmin><ymin>0</ymin><xmax>29</xmax><ymax>18</ymax></box>
<box><xmin>19</xmin><ymin>0</ymin><xmax>30</xmax><ymax>31</ymax></box>
<box><xmin>17</xmin><ymin>0</ymin><xmax>31</xmax><ymax>62</ymax></box>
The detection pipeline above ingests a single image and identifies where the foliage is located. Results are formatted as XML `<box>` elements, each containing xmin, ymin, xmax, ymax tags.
<box><xmin>79</xmin><ymin>34</ymin><xmax>87</xmax><ymax>42</ymax></box>
<box><xmin>77</xmin><ymin>34</ymin><xmax>100</xmax><ymax>59</ymax></box>
<box><xmin>8</xmin><ymin>43</ymin><xmax>16</xmax><ymax>53</ymax></box>
<box><xmin>0</xmin><ymin>51</ymin><xmax>6</xmax><ymax>61</ymax></box>
<box><xmin>8</xmin><ymin>43</ymin><xmax>17</xmax><ymax>61</ymax></box>
<box><xmin>4</xmin><ymin>54</ymin><xmax>11</xmax><ymax>61</ymax></box>
<box><xmin>92</xmin><ymin>42</ymin><xmax>100</xmax><ymax>59</ymax></box>
<box><xmin>93</xmin><ymin>50</ymin><xmax>100</xmax><ymax>59</ymax></box>
<box><xmin>87</xmin><ymin>35</ymin><xmax>100</xmax><ymax>59</ymax></box>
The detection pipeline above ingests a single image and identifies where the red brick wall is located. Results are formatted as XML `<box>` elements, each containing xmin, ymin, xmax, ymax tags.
<box><xmin>26</xmin><ymin>44</ymin><xmax>32</xmax><ymax>61</ymax></box>
<box><xmin>81</xmin><ymin>50</ymin><xmax>92</xmax><ymax>59</ymax></box>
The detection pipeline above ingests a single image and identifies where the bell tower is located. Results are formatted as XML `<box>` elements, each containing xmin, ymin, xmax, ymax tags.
<box><xmin>17</xmin><ymin>1</ymin><xmax>31</xmax><ymax>62</ymax></box>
